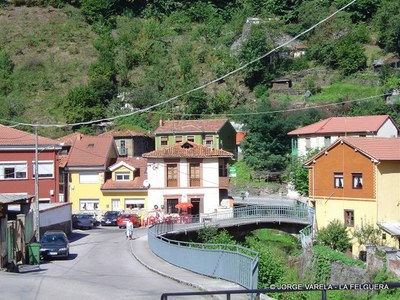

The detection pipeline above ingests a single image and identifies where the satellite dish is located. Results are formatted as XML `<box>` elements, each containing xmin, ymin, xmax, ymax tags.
<box><xmin>143</xmin><ymin>180</ymin><xmax>150</xmax><ymax>188</ymax></box>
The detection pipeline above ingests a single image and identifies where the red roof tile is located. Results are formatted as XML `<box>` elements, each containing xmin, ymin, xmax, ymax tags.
<box><xmin>236</xmin><ymin>132</ymin><xmax>246</xmax><ymax>144</ymax></box>
<box><xmin>99</xmin><ymin>129</ymin><xmax>150</xmax><ymax>137</ymax></box>
<box><xmin>154</xmin><ymin>119</ymin><xmax>229</xmax><ymax>134</ymax></box>
<box><xmin>0</xmin><ymin>125</ymin><xmax>60</xmax><ymax>146</ymax></box>
<box><xmin>306</xmin><ymin>137</ymin><xmax>400</xmax><ymax>164</ymax></box>
<box><xmin>288</xmin><ymin>115</ymin><xmax>396</xmax><ymax>135</ymax></box>
<box><xmin>66</xmin><ymin>136</ymin><xmax>116</xmax><ymax>167</ymax></box>
<box><xmin>143</xmin><ymin>141</ymin><xmax>234</xmax><ymax>158</ymax></box>
<box><xmin>342</xmin><ymin>137</ymin><xmax>400</xmax><ymax>161</ymax></box>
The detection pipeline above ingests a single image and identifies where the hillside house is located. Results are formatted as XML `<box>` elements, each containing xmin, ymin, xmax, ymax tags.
<box><xmin>305</xmin><ymin>137</ymin><xmax>400</xmax><ymax>256</ymax></box>
<box><xmin>0</xmin><ymin>125</ymin><xmax>63</xmax><ymax>203</ymax></box>
<box><xmin>154</xmin><ymin>119</ymin><xmax>237</xmax><ymax>158</ymax></box>
<box><xmin>142</xmin><ymin>141</ymin><xmax>233</xmax><ymax>216</ymax></box>
<box><xmin>288</xmin><ymin>115</ymin><xmax>399</xmax><ymax>157</ymax></box>
<box><xmin>271</xmin><ymin>77</ymin><xmax>292</xmax><ymax>89</ymax></box>
<box><xmin>101</xmin><ymin>157</ymin><xmax>148</xmax><ymax>211</ymax></box>
<box><xmin>99</xmin><ymin>129</ymin><xmax>154</xmax><ymax>157</ymax></box>
<box><xmin>65</xmin><ymin>136</ymin><xmax>118</xmax><ymax>212</ymax></box>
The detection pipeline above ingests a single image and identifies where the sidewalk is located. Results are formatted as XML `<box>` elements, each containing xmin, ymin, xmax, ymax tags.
<box><xmin>129</xmin><ymin>229</ymin><xmax>253</xmax><ymax>300</ymax></box>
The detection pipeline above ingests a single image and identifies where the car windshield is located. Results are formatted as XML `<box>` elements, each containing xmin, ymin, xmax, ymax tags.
<box><xmin>75</xmin><ymin>214</ymin><xmax>90</xmax><ymax>219</ymax></box>
<box><xmin>41</xmin><ymin>234</ymin><xmax>67</xmax><ymax>243</ymax></box>
<box><xmin>104</xmin><ymin>212</ymin><xmax>119</xmax><ymax>217</ymax></box>
<box><xmin>121</xmin><ymin>215</ymin><xmax>132</xmax><ymax>219</ymax></box>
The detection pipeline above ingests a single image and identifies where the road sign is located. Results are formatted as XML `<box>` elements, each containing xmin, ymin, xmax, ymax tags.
<box><xmin>229</xmin><ymin>166</ymin><xmax>237</xmax><ymax>177</ymax></box>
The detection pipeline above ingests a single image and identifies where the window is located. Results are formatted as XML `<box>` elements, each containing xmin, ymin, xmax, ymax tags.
<box><xmin>79</xmin><ymin>172</ymin><xmax>99</xmax><ymax>184</ymax></box>
<box><xmin>219</xmin><ymin>161</ymin><xmax>228</xmax><ymax>177</ymax></box>
<box><xmin>119</xmin><ymin>140</ymin><xmax>127</xmax><ymax>156</ymax></box>
<box><xmin>32</xmin><ymin>161</ymin><xmax>54</xmax><ymax>178</ymax></box>
<box><xmin>305</xmin><ymin>138</ymin><xmax>311</xmax><ymax>150</ymax></box>
<box><xmin>175</xmin><ymin>136</ymin><xmax>183</xmax><ymax>143</ymax></box>
<box><xmin>334</xmin><ymin>172</ymin><xmax>344</xmax><ymax>188</ymax></box>
<box><xmin>161</xmin><ymin>136</ymin><xmax>168</xmax><ymax>146</ymax></box>
<box><xmin>166</xmin><ymin>199</ymin><xmax>179</xmax><ymax>214</ymax></box>
<box><xmin>187</xmin><ymin>136</ymin><xmax>195</xmax><ymax>142</ymax></box>
<box><xmin>324</xmin><ymin>136</ymin><xmax>331</xmax><ymax>147</ymax></box>
<box><xmin>116</xmin><ymin>172</ymin><xmax>130</xmax><ymax>181</ymax></box>
<box><xmin>167</xmin><ymin>164</ymin><xmax>178</xmax><ymax>187</ymax></box>
<box><xmin>0</xmin><ymin>162</ymin><xmax>27</xmax><ymax>179</ymax></box>
<box><xmin>125</xmin><ymin>198</ymin><xmax>145</xmax><ymax>210</ymax></box>
<box><xmin>204</xmin><ymin>135</ymin><xmax>213</xmax><ymax>147</ymax></box>
<box><xmin>189</xmin><ymin>163</ymin><xmax>200</xmax><ymax>186</ymax></box>
<box><xmin>344</xmin><ymin>210</ymin><xmax>354</xmax><ymax>227</ymax></box>
<box><xmin>80</xmin><ymin>199</ymin><xmax>99</xmax><ymax>211</ymax></box>
<box><xmin>352</xmin><ymin>173</ymin><xmax>363</xmax><ymax>189</ymax></box>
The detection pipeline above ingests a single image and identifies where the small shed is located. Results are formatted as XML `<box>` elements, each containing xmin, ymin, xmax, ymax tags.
<box><xmin>271</xmin><ymin>77</ymin><xmax>292</xmax><ymax>89</ymax></box>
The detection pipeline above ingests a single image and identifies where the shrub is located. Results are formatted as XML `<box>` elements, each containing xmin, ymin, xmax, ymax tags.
<box><xmin>316</xmin><ymin>219</ymin><xmax>352</xmax><ymax>252</ymax></box>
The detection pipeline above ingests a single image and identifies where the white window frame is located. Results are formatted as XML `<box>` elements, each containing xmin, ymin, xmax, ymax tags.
<box><xmin>124</xmin><ymin>198</ymin><xmax>145</xmax><ymax>210</ymax></box>
<box><xmin>32</xmin><ymin>160</ymin><xmax>54</xmax><ymax>178</ymax></box>
<box><xmin>0</xmin><ymin>161</ymin><xmax>27</xmax><ymax>180</ymax></box>
<box><xmin>115</xmin><ymin>172</ymin><xmax>130</xmax><ymax>181</ymax></box>
<box><xmin>79</xmin><ymin>199</ymin><xmax>100</xmax><ymax>211</ymax></box>
<box><xmin>79</xmin><ymin>172</ymin><xmax>99</xmax><ymax>184</ymax></box>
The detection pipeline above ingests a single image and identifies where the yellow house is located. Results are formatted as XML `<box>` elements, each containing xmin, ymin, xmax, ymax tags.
<box><xmin>65</xmin><ymin>135</ymin><xmax>118</xmax><ymax>212</ymax></box>
<box><xmin>101</xmin><ymin>157</ymin><xmax>149</xmax><ymax>211</ymax></box>
<box><xmin>305</xmin><ymin>137</ymin><xmax>400</xmax><ymax>256</ymax></box>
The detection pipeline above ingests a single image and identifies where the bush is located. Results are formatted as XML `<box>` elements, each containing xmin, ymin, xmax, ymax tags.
<box><xmin>316</xmin><ymin>219</ymin><xmax>352</xmax><ymax>252</ymax></box>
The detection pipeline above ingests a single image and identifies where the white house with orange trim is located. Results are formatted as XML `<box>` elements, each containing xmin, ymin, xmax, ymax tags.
<box><xmin>288</xmin><ymin>115</ymin><xmax>399</xmax><ymax>157</ymax></box>
<box><xmin>142</xmin><ymin>141</ymin><xmax>233</xmax><ymax>216</ymax></box>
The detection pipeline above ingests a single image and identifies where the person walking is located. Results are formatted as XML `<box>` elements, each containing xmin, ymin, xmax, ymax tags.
<box><xmin>126</xmin><ymin>220</ymin><xmax>133</xmax><ymax>240</ymax></box>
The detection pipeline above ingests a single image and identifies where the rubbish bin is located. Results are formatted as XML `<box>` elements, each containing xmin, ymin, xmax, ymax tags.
<box><xmin>28</xmin><ymin>242</ymin><xmax>41</xmax><ymax>265</ymax></box>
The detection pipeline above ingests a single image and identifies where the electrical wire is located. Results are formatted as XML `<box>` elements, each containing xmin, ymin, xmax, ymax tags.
<box><xmin>1</xmin><ymin>0</ymin><xmax>358</xmax><ymax>129</ymax></box>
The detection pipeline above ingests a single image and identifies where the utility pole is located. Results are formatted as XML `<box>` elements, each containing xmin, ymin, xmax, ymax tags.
<box><xmin>34</xmin><ymin>126</ymin><xmax>40</xmax><ymax>242</ymax></box>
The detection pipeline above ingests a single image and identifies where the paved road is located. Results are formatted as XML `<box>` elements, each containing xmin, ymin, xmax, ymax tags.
<box><xmin>0</xmin><ymin>226</ymin><xmax>205</xmax><ymax>300</ymax></box>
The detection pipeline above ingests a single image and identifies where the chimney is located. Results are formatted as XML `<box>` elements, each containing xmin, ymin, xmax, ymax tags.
<box><xmin>159</xmin><ymin>119</ymin><xmax>164</xmax><ymax>127</ymax></box>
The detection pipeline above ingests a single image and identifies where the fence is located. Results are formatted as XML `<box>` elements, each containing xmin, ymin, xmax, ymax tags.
<box><xmin>148</xmin><ymin>223</ymin><xmax>259</xmax><ymax>290</ymax></box>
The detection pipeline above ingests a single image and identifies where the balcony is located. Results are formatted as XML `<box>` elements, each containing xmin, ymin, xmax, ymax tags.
<box><xmin>219</xmin><ymin>177</ymin><xmax>230</xmax><ymax>189</ymax></box>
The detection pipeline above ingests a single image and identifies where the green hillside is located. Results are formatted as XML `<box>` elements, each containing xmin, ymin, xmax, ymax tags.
<box><xmin>1</xmin><ymin>0</ymin><xmax>399</xmax><ymax>174</ymax></box>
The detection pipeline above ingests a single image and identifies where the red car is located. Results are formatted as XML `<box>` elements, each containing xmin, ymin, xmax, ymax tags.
<box><xmin>117</xmin><ymin>213</ymin><xmax>141</xmax><ymax>229</ymax></box>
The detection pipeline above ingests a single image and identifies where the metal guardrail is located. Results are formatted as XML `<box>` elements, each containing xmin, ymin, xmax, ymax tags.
<box><xmin>148</xmin><ymin>200</ymin><xmax>313</xmax><ymax>293</ymax></box>
<box><xmin>148</xmin><ymin>224</ymin><xmax>259</xmax><ymax>290</ymax></box>
<box><xmin>160</xmin><ymin>282</ymin><xmax>400</xmax><ymax>299</ymax></box>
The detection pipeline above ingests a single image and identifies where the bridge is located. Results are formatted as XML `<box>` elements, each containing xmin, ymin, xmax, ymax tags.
<box><xmin>148</xmin><ymin>197</ymin><xmax>314</xmax><ymax>291</ymax></box>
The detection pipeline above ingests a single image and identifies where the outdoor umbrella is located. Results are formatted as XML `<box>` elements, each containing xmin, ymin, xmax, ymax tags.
<box><xmin>175</xmin><ymin>202</ymin><xmax>193</xmax><ymax>209</ymax></box>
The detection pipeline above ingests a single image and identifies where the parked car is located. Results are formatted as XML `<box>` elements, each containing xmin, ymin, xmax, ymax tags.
<box><xmin>40</xmin><ymin>230</ymin><xmax>70</xmax><ymax>260</ymax></box>
<box><xmin>82</xmin><ymin>211</ymin><xmax>101</xmax><ymax>226</ymax></box>
<box><xmin>101</xmin><ymin>211</ymin><xmax>120</xmax><ymax>226</ymax></box>
<box><xmin>117</xmin><ymin>213</ymin><xmax>141</xmax><ymax>229</ymax></box>
<box><xmin>72</xmin><ymin>213</ymin><xmax>94</xmax><ymax>229</ymax></box>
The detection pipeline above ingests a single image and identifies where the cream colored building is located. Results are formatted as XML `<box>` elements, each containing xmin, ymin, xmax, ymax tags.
<box><xmin>305</xmin><ymin>137</ymin><xmax>400</xmax><ymax>256</ymax></box>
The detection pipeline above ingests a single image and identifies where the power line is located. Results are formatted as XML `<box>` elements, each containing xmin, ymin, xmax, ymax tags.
<box><xmin>3</xmin><ymin>0</ymin><xmax>358</xmax><ymax>129</ymax></box>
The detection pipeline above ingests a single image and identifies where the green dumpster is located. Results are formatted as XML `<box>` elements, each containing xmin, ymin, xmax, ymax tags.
<box><xmin>28</xmin><ymin>242</ymin><xmax>41</xmax><ymax>265</ymax></box>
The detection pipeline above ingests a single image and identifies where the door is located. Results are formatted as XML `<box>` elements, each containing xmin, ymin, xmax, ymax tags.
<box><xmin>112</xmin><ymin>199</ymin><xmax>120</xmax><ymax>211</ymax></box>
<box><xmin>190</xmin><ymin>198</ymin><xmax>201</xmax><ymax>215</ymax></box>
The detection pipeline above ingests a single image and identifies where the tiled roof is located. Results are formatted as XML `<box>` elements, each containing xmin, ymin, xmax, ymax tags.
<box><xmin>288</xmin><ymin>115</ymin><xmax>395</xmax><ymax>135</ymax></box>
<box><xmin>0</xmin><ymin>125</ymin><xmax>60</xmax><ymax>146</ymax></box>
<box><xmin>57</xmin><ymin>132</ymin><xmax>86</xmax><ymax>145</ymax></box>
<box><xmin>102</xmin><ymin>157</ymin><xmax>148</xmax><ymax>190</ymax></box>
<box><xmin>236</xmin><ymin>132</ymin><xmax>246</xmax><ymax>144</ymax></box>
<box><xmin>154</xmin><ymin>119</ymin><xmax>229</xmax><ymax>134</ymax></box>
<box><xmin>99</xmin><ymin>129</ymin><xmax>150</xmax><ymax>137</ymax></box>
<box><xmin>57</xmin><ymin>154</ymin><xmax>69</xmax><ymax>168</ymax></box>
<box><xmin>66</xmin><ymin>136</ymin><xmax>115</xmax><ymax>167</ymax></box>
<box><xmin>342</xmin><ymin>137</ymin><xmax>400</xmax><ymax>161</ymax></box>
<box><xmin>143</xmin><ymin>141</ymin><xmax>234</xmax><ymax>158</ymax></box>
<box><xmin>306</xmin><ymin>137</ymin><xmax>400</xmax><ymax>164</ymax></box>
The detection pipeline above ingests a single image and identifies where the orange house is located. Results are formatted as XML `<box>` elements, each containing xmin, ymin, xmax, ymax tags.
<box><xmin>305</xmin><ymin>137</ymin><xmax>400</xmax><ymax>255</ymax></box>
